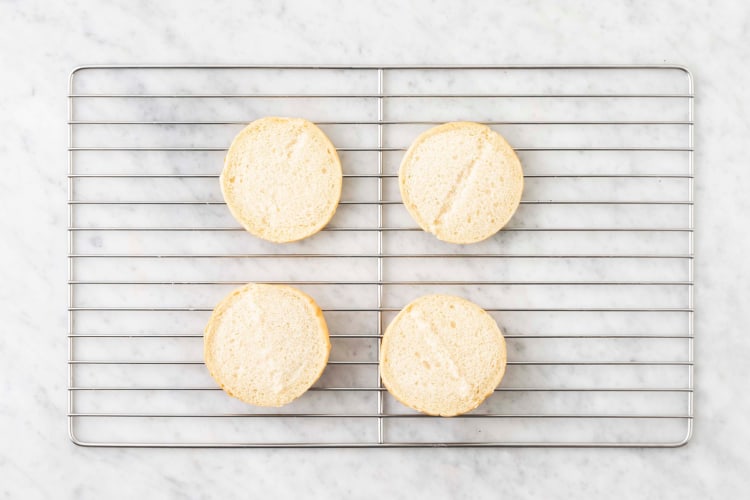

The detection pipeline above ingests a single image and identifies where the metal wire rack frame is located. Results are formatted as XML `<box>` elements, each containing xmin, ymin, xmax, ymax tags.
<box><xmin>68</xmin><ymin>64</ymin><xmax>694</xmax><ymax>448</ymax></box>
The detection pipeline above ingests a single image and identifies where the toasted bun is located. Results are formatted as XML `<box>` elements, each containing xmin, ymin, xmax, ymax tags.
<box><xmin>399</xmin><ymin>122</ymin><xmax>524</xmax><ymax>244</ymax></box>
<box><xmin>380</xmin><ymin>294</ymin><xmax>507</xmax><ymax>416</ymax></box>
<box><xmin>204</xmin><ymin>283</ymin><xmax>331</xmax><ymax>407</ymax></box>
<box><xmin>221</xmin><ymin>117</ymin><xmax>343</xmax><ymax>243</ymax></box>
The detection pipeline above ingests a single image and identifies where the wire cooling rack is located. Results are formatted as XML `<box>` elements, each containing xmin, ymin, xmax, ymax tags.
<box><xmin>68</xmin><ymin>65</ymin><xmax>694</xmax><ymax>447</ymax></box>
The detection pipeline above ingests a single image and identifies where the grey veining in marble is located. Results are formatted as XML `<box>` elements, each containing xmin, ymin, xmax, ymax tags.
<box><xmin>1</xmin><ymin>0</ymin><xmax>749</xmax><ymax>498</ymax></box>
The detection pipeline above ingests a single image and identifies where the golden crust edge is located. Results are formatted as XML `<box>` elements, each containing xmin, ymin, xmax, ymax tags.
<box><xmin>220</xmin><ymin>117</ymin><xmax>343</xmax><ymax>243</ymax></box>
<box><xmin>204</xmin><ymin>283</ymin><xmax>331</xmax><ymax>407</ymax></box>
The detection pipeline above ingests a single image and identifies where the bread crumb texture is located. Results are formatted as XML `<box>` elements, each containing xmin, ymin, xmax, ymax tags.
<box><xmin>380</xmin><ymin>294</ymin><xmax>507</xmax><ymax>416</ymax></box>
<box><xmin>204</xmin><ymin>283</ymin><xmax>331</xmax><ymax>407</ymax></box>
<box><xmin>399</xmin><ymin>122</ymin><xmax>524</xmax><ymax>244</ymax></box>
<box><xmin>221</xmin><ymin>117</ymin><xmax>343</xmax><ymax>243</ymax></box>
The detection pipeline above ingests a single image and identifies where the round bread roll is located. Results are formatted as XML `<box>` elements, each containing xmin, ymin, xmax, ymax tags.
<box><xmin>204</xmin><ymin>283</ymin><xmax>331</xmax><ymax>407</ymax></box>
<box><xmin>380</xmin><ymin>294</ymin><xmax>507</xmax><ymax>416</ymax></box>
<box><xmin>221</xmin><ymin>117</ymin><xmax>342</xmax><ymax>243</ymax></box>
<box><xmin>399</xmin><ymin>122</ymin><xmax>524</xmax><ymax>244</ymax></box>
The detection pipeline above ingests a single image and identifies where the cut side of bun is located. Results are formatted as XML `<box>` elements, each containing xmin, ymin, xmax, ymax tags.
<box><xmin>399</xmin><ymin>122</ymin><xmax>524</xmax><ymax>244</ymax></box>
<box><xmin>204</xmin><ymin>283</ymin><xmax>331</xmax><ymax>407</ymax></box>
<box><xmin>380</xmin><ymin>294</ymin><xmax>507</xmax><ymax>417</ymax></box>
<box><xmin>221</xmin><ymin>117</ymin><xmax>343</xmax><ymax>243</ymax></box>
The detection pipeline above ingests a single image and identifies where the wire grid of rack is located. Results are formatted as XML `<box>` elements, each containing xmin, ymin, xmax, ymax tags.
<box><xmin>68</xmin><ymin>65</ymin><xmax>694</xmax><ymax>447</ymax></box>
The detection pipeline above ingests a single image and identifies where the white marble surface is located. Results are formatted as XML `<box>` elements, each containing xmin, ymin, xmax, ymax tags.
<box><xmin>1</xmin><ymin>0</ymin><xmax>749</xmax><ymax>497</ymax></box>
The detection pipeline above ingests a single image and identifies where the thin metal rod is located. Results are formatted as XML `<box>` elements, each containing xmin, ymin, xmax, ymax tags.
<box><xmin>69</xmin><ymin>119</ymin><xmax>695</xmax><ymax>126</ymax></box>
<box><xmin>69</xmin><ymin>280</ymin><xmax>693</xmax><ymax>286</ymax></box>
<box><xmin>70</xmin><ymin>63</ymin><xmax>692</xmax><ymax>70</ymax></box>
<box><xmin>67</xmin><ymin>226</ymin><xmax>695</xmax><ymax>232</ymax></box>
<box><xmin>67</xmin><ymin>70</ymin><xmax>76</xmax><ymax>444</ymax></box>
<box><xmin>68</xmin><ymin>412</ymin><xmax>693</xmax><ymax>419</ymax></box>
<box><xmin>376</xmin><ymin>68</ymin><xmax>385</xmax><ymax>444</ymax></box>
<box><xmin>68</xmin><ymin>173</ymin><xmax>694</xmax><ymax>179</ymax></box>
<box><xmin>69</xmin><ymin>146</ymin><xmax>693</xmax><ymax>152</ymax></box>
<box><xmin>69</xmin><ymin>386</ymin><xmax>692</xmax><ymax>393</ymax></box>
<box><xmin>67</xmin><ymin>200</ymin><xmax>693</xmax><ymax>206</ymax></box>
<box><xmin>69</xmin><ymin>92</ymin><xmax>694</xmax><ymax>98</ymax></box>
<box><xmin>687</xmin><ymin>69</ymin><xmax>696</xmax><ymax>437</ymax></box>
<box><xmin>67</xmin><ymin>360</ymin><xmax>692</xmax><ymax>366</ymax></box>
<box><xmin>59</xmin><ymin>440</ymin><xmax>695</xmax><ymax>449</ymax></box>
<box><xmin>68</xmin><ymin>253</ymin><xmax>694</xmax><ymax>259</ymax></box>
<box><xmin>67</xmin><ymin>306</ymin><xmax>694</xmax><ymax>313</ymax></box>
<box><xmin>67</xmin><ymin>333</ymin><xmax>693</xmax><ymax>339</ymax></box>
